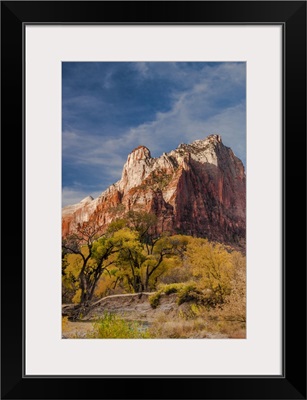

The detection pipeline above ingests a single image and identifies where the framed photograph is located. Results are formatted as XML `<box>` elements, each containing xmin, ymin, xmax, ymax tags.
<box><xmin>1</xmin><ymin>1</ymin><xmax>306</xmax><ymax>399</ymax></box>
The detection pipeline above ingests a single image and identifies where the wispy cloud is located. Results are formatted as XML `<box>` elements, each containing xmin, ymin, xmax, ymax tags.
<box><xmin>133</xmin><ymin>62</ymin><xmax>150</xmax><ymax>78</ymax></box>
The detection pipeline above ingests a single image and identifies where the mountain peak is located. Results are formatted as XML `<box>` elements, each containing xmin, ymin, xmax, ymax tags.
<box><xmin>129</xmin><ymin>145</ymin><xmax>151</xmax><ymax>160</ymax></box>
<box><xmin>205</xmin><ymin>134</ymin><xmax>222</xmax><ymax>143</ymax></box>
<box><xmin>80</xmin><ymin>195</ymin><xmax>94</xmax><ymax>203</ymax></box>
<box><xmin>190</xmin><ymin>134</ymin><xmax>222</xmax><ymax>148</ymax></box>
<box><xmin>120</xmin><ymin>145</ymin><xmax>153</xmax><ymax>190</ymax></box>
<box><xmin>175</xmin><ymin>134</ymin><xmax>225</xmax><ymax>167</ymax></box>
<box><xmin>63</xmin><ymin>134</ymin><xmax>246</xmax><ymax>247</ymax></box>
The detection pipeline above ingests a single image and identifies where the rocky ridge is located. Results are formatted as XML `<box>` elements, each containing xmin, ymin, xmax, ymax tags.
<box><xmin>62</xmin><ymin>134</ymin><xmax>246</xmax><ymax>246</ymax></box>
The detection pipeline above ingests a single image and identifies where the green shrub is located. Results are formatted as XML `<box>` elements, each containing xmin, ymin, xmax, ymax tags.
<box><xmin>177</xmin><ymin>284</ymin><xmax>204</xmax><ymax>305</ymax></box>
<box><xmin>162</xmin><ymin>283</ymin><xmax>185</xmax><ymax>295</ymax></box>
<box><xmin>91</xmin><ymin>312</ymin><xmax>150</xmax><ymax>338</ymax></box>
<box><xmin>149</xmin><ymin>291</ymin><xmax>162</xmax><ymax>308</ymax></box>
<box><xmin>150</xmin><ymin>283</ymin><xmax>207</xmax><ymax>308</ymax></box>
<box><xmin>149</xmin><ymin>283</ymin><xmax>188</xmax><ymax>308</ymax></box>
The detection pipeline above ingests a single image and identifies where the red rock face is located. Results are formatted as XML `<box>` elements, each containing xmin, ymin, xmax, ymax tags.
<box><xmin>62</xmin><ymin>135</ymin><xmax>246</xmax><ymax>247</ymax></box>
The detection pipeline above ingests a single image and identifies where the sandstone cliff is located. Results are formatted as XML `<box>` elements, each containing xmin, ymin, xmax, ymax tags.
<box><xmin>62</xmin><ymin>134</ymin><xmax>246</xmax><ymax>246</ymax></box>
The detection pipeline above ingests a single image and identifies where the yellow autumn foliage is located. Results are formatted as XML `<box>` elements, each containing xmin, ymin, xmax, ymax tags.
<box><xmin>186</xmin><ymin>238</ymin><xmax>236</xmax><ymax>302</ymax></box>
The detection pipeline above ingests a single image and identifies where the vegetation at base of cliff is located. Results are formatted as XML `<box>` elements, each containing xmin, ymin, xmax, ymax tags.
<box><xmin>62</xmin><ymin>211</ymin><xmax>188</xmax><ymax>304</ymax></box>
<box><xmin>62</xmin><ymin>211</ymin><xmax>246</xmax><ymax>339</ymax></box>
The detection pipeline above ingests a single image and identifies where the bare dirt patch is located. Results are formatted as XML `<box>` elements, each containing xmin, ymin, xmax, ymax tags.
<box><xmin>84</xmin><ymin>292</ymin><xmax>177</xmax><ymax>323</ymax></box>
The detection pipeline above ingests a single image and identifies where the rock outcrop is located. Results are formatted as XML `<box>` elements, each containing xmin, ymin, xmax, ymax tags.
<box><xmin>62</xmin><ymin>134</ymin><xmax>246</xmax><ymax>247</ymax></box>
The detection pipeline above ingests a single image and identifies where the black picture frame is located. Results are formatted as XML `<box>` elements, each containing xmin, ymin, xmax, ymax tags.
<box><xmin>1</xmin><ymin>1</ymin><xmax>306</xmax><ymax>399</ymax></box>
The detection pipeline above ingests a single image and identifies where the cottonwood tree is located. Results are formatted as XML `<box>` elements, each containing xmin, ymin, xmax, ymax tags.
<box><xmin>115</xmin><ymin>231</ymin><xmax>188</xmax><ymax>293</ymax></box>
<box><xmin>186</xmin><ymin>238</ymin><xmax>235</xmax><ymax>304</ymax></box>
<box><xmin>62</xmin><ymin>212</ymin><xmax>188</xmax><ymax>302</ymax></box>
<box><xmin>125</xmin><ymin>210</ymin><xmax>157</xmax><ymax>243</ymax></box>
<box><xmin>62</xmin><ymin>221</ymin><xmax>118</xmax><ymax>305</ymax></box>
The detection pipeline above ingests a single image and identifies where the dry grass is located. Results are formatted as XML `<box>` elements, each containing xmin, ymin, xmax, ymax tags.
<box><xmin>62</xmin><ymin>316</ymin><xmax>96</xmax><ymax>338</ymax></box>
<box><xmin>149</xmin><ymin>301</ymin><xmax>246</xmax><ymax>339</ymax></box>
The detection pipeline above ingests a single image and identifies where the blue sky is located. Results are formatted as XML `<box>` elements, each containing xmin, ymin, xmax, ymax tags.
<box><xmin>62</xmin><ymin>62</ymin><xmax>246</xmax><ymax>207</ymax></box>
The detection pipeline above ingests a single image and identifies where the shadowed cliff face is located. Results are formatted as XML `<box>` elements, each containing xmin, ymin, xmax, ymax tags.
<box><xmin>62</xmin><ymin>134</ymin><xmax>246</xmax><ymax>247</ymax></box>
